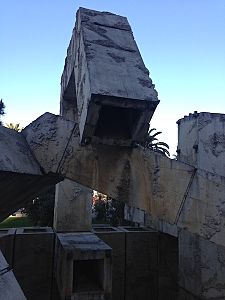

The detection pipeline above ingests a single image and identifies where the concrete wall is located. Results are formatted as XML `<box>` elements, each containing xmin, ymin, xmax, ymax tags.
<box><xmin>13</xmin><ymin>227</ymin><xmax>55</xmax><ymax>300</ymax></box>
<box><xmin>179</xmin><ymin>229</ymin><xmax>225</xmax><ymax>299</ymax></box>
<box><xmin>93</xmin><ymin>227</ymin><xmax>126</xmax><ymax>300</ymax></box>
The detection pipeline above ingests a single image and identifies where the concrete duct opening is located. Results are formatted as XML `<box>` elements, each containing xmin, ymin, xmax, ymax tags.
<box><xmin>73</xmin><ymin>259</ymin><xmax>104</xmax><ymax>292</ymax></box>
<box><xmin>94</xmin><ymin>105</ymin><xmax>141</xmax><ymax>140</ymax></box>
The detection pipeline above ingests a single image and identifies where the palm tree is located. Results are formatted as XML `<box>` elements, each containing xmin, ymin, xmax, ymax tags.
<box><xmin>0</xmin><ymin>99</ymin><xmax>5</xmax><ymax>125</ymax></box>
<box><xmin>140</xmin><ymin>128</ymin><xmax>170</xmax><ymax>157</ymax></box>
<box><xmin>6</xmin><ymin>123</ymin><xmax>22</xmax><ymax>132</ymax></box>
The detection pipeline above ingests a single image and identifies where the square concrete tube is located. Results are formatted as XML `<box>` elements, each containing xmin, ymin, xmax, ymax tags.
<box><xmin>13</xmin><ymin>227</ymin><xmax>54</xmax><ymax>300</ymax></box>
<box><xmin>0</xmin><ymin>250</ymin><xmax>26</xmax><ymax>300</ymax></box>
<box><xmin>118</xmin><ymin>227</ymin><xmax>159</xmax><ymax>300</ymax></box>
<box><xmin>93</xmin><ymin>227</ymin><xmax>126</xmax><ymax>300</ymax></box>
<box><xmin>62</xmin><ymin>8</ymin><xmax>159</xmax><ymax>146</ymax></box>
<box><xmin>54</xmin><ymin>232</ymin><xmax>112</xmax><ymax>300</ymax></box>
<box><xmin>0</xmin><ymin>228</ymin><xmax>16</xmax><ymax>268</ymax></box>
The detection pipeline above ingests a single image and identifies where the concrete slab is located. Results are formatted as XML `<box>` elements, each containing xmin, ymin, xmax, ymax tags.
<box><xmin>93</xmin><ymin>227</ymin><xmax>126</xmax><ymax>300</ymax></box>
<box><xmin>158</xmin><ymin>233</ymin><xmax>178</xmax><ymax>300</ymax></box>
<box><xmin>13</xmin><ymin>227</ymin><xmax>54</xmax><ymax>300</ymax></box>
<box><xmin>0</xmin><ymin>250</ymin><xmax>26</xmax><ymax>300</ymax></box>
<box><xmin>179</xmin><ymin>229</ymin><xmax>225</xmax><ymax>299</ymax></box>
<box><xmin>119</xmin><ymin>227</ymin><xmax>158</xmax><ymax>300</ymax></box>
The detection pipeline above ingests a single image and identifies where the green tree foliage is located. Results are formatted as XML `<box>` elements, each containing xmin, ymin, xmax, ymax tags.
<box><xmin>22</xmin><ymin>186</ymin><xmax>55</xmax><ymax>226</ymax></box>
<box><xmin>140</xmin><ymin>128</ymin><xmax>170</xmax><ymax>157</ymax></box>
<box><xmin>6</xmin><ymin>123</ymin><xmax>22</xmax><ymax>132</ymax></box>
<box><xmin>93</xmin><ymin>192</ymin><xmax>128</xmax><ymax>226</ymax></box>
<box><xmin>0</xmin><ymin>99</ymin><xmax>5</xmax><ymax>125</ymax></box>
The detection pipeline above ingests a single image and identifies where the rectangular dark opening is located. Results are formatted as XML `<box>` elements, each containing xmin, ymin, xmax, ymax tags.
<box><xmin>123</xmin><ymin>227</ymin><xmax>148</xmax><ymax>231</ymax></box>
<box><xmin>94</xmin><ymin>105</ymin><xmax>141</xmax><ymax>139</ymax></box>
<box><xmin>23</xmin><ymin>228</ymin><xmax>47</xmax><ymax>233</ymax></box>
<box><xmin>73</xmin><ymin>259</ymin><xmax>104</xmax><ymax>292</ymax></box>
<box><xmin>93</xmin><ymin>227</ymin><xmax>116</xmax><ymax>232</ymax></box>
<box><xmin>0</xmin><ymin>230</ymin><xmax>8</xmax><ymax>234</ymax></box>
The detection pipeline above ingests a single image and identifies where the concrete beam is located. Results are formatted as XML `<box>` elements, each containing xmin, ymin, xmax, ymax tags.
<box><xmin>23</xmin><ymin>112</ymin><xmax>225</xmax><ymax>248</ymax></box>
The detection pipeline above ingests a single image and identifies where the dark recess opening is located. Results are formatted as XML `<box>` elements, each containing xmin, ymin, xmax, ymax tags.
<box><xmin>73</xmin><ymin>259</ymin><xmax>104</xmax><ymax>292</ymax></box>
<box><xmin>93</xmin><ymin>227</ymin><xmax>117</xmax><ymax>232</ymax></box>
<box><xmin>94</xmin><ymin>105</ymin><xmax>141</xmax><ymax>139</ymax></box>
<box><xmin>23</xmin><ymin>228</ymin><xmax>47</xmax><ymax>233</ymax></box>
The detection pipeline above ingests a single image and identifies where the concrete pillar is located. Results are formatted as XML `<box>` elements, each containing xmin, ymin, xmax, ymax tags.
<box><xmin>53</xmin><ymin>179</ymin><xmax>92</xmax><ymax>232</ymax></box>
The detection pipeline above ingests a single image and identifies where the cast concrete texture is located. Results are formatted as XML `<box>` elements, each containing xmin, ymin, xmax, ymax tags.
<box><xmin>93</xmin><ymin>227</ymin><xmax>126</xmax><ymax>300</ymax></box>
<box><xmin>177</xmin><ymin>112</ymin><xmax>225</xmax><ymax>177</ymax></box>
<box><xmin>0</xmin><ymin>124</ymin><xmax>62</xmax><ymax>222</ymax></box>
<box><xmin>61</xmin><ymin>7</ymin><xmax>159</xmax><ymax>146</ymax></box>
<box><xmin>119</xmin><ymin>227</ymin><xmax>158</xmax><ymax>300</ymax></box>
<box><xmin>158</xmin><ymin>233</ymin><xmax>178</xmax><ymax>300</ymax></box>
<box><xmin>13</xmin><ymin>227</ymin><xmax>54</xmax><ymax>300</ymax></box>
<box><xmin>0</xmin><ymin>250</ymin><xmax>26</xmax><ymax>300</ymax></box>
<box><xmin>22</xmin><ymin>112</ymin><xmax>225</xmax><ymax>250</ymax></box>
<box><xmin>179</xmin><ymin>229</ymin><xmax>225</xmax><ymax>299</ymax></box>
<box><xmin>0</xmin><ymin>228</ymin><xmax>16</xmax><ymax>268</ymax></box>
<box><xmin>0</xmin><ymin>7</ymin><xmax>225</xmax><ymax>299</ymax></box>
<box><xmin>54</xmin><ymin>232</ymin><xmax>112</xmax><ymax>300</ymax></box>
<box><xmin>54</xmin><ymin>179</ymin><xmax>92</xmax><ymax>232</ymax></box>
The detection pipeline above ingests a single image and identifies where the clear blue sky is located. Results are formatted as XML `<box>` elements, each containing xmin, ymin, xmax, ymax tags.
<box><xmin>1</xmin><ymin>0</ymin><xmax>224</xmax><ymax>154</ymax></box>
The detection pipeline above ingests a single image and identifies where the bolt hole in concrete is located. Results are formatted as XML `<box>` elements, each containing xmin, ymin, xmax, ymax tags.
<box><xmin>94</xmin><ymin>105</ymin><xmax>140</xmax><ymax>139</ymax></box>
<box><xmin>73</xmin><ymin>259</ymin><xmax>104</xmax><ymax>292</ymax></box>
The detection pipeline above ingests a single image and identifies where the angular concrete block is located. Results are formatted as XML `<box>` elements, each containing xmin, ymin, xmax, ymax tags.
<box><xmin>61</xmin><ymin>7</ymin><xmax>159</xmax><ymax>146</ymax></box>
<box><xmin>13</xmin><ymin>227</ymin><xmax>54</xmax><ymax>300</ymax></box>
<box><xmin>0</xmin><ymin>228</ymin><xmax>16</xmax><ymax>268</ymax></box>
<box><xmin>0</xmin><ymin>250</ymin><xmax>26</xmax><ymax>300</ymax></box>
<box><xmin>93</xmin><ymin>227</ymin><xmax>126</xmax><ymax>300</ymax></box>
<box><xmin>119</xmin><ymin>227</ymin><xmax>158</xmax><ymax>300</ymax></box>
<box><xmin>55</xmin><ymin>232</ymin><xmax>112</xmax><ymax>300</ymax></box>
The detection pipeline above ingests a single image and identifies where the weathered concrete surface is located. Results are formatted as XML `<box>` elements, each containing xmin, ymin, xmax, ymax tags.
<box><xmin>120</xmin><ymin>227</ymin><xmax>158</xmax><ymax>300</ymax></box>
<box><xmin>93</xmin><ymin>227</ymin><xmax>126</xmax><ymax>300</ymax></box>
<box><xmin>23</xmin><ymin>112</ymin><xmax>225</xmax><ymax>248</ymax></box>
<box><xmin>179</xmin><ymin>229</ymin><xmax>225</xmax><ymax>299</ymax></box>
<box><xmin>0</xmin><ymin>250</ymin><xmax>26</xmax><ymax>300</ymax></box>
<box><xmin>177</xmin><ymin>112</ymin><xmax>225</xmax><ymax>177</ymax></box>
<box><xmin>61</xmin><ymin>7</ymin><xmax>159</xmax><ymax>146</ymax></box>
<box><xmin>54</xmin><ymin>232</ymin><xmax>112</xmax><ymax>300</ymax></box>
<box><xmin>13</xmin><ymin>227</ymin><xmax>54</xmax><ymax>300</ymax></box>
<box><xmin>0</xmin><ymin>228</ymin><xmax>16</xmax><ymax>268</ymax></box>
<box><xmin>0</xmin><ymin>126</ymin><xmax>41</xmax><ymax>174</ymax></box>
<box><xmin>0</xmin><ymin>125</ymin><xmax>63</xmax><ymax>222</ymax></box>
<box><xmin>54</xmin><ymin>179</ymin><xmax>92</xmax><ymax>232</ymax></box>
